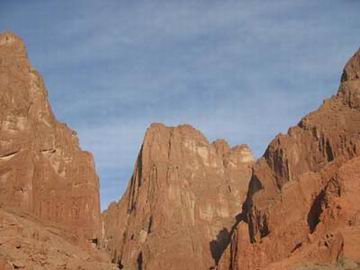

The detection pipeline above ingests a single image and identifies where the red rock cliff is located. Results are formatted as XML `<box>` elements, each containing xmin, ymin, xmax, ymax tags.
<box><xmin>218</xmin><ymin>48</ymin><xmax>360</xmax><ymax>269</ymax></box>
<box><xmin>0</xmin><ymin>32</ymin><xmax>101</xmax><ymax>243</ymax></box>
<box><xmin>103</xmin><ymin>123</ymin><xmax>254</xmax><ymax>269</ymax></box>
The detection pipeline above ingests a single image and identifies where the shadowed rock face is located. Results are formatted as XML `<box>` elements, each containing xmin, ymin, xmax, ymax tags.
<box><xmin>0</xmin><ymin>32</ymin><xmax>101</xmax><ymax>243</ymax></box>
<box><xmin>103</xmin><ymin>123</ymin><xmax>254</xmax><ymax>269</ymax></box>
<box><xmin>218</xmin><ymin>49</ymin><xmax>360</xmax><ymax>270</ymax></box>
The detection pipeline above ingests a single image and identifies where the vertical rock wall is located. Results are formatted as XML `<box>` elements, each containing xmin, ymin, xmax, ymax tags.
<box><xmin>103</xmin><ymin>123</ymin><xmax>254</xmax><ymax>269</ymax></box>
<box><xmin>218</xmin><ymin>49</ymin><xmax>360</xmax><ymax>270</ymax></box>
<box><xmin>0</xmin><ymin>32</ymin><xmax>101</xmax><ymax>243</ymax></box>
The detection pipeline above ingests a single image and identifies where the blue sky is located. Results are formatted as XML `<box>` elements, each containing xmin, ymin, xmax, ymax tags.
<box><xmin>1</xmin><ymin>1</ymin><xmax>359</xmax><ymax>210</ymax></box>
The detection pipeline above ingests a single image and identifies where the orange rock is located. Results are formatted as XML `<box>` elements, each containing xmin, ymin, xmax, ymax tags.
<box><xmin>0</xmin><ymin>208</ymin><xmax>116</xmax><ymax>270</ymax></box>
<box><xmin>103</xmin><ymin>123</ymin><xmax>254</xmax><ymax>269</ymax></box>
<box><xmin>3</xmin><ymin>31</ymin><xmax>360</xmax><ymax>270</ymax></box>
<box><xmin>218</xmin><ymin>49</ymin><xmax>360</xmax><ymax>269</ymax></box>
<box><xmin>0</xmin><ymin>32</ymin><xmax>101</xmax><ymax>244</ymax></box>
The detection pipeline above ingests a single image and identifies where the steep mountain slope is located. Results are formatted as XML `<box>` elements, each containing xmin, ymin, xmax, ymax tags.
<box><xmin>0</xmin><ymin>32</ymin><xmax>114</xmax><ymax>269</ymax></box>
<box><xmin>103</xmin><ymin>123</ymin><xmax>254</xmax><ymax>269</ymax></box>
<box><xmin>3</xmin><ymin>30</ymin><xmax>360</xmax><ymax>270</ymax></box>
<box><xmin>0</xmin><ymin>32</ymin><xmax>101</xmax><ymax>244</ymax></box>
<box><xmin>218</xmin><ymin>49</ymin><xmax>360</xmax><ymax>269</ymax></box>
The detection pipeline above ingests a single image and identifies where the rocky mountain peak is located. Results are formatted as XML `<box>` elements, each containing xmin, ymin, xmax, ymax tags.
<box><xmin>0</xmin><ymin>32</ymin><xmax>26</xmax><ymax>50</ymax></box>
<box><xmin>341</xmin><ymin>48</ymin><xmax>360</xmax><ymax>82</ymax></box>
<box><xmin>144</xmin><ymin>123</ymin><xmax>209</xmax><ymax>145</ymax></box>
<box><xmin>0</xmin><ymin>31</ymin><xmax>101</xmax><ymax>246</ymax></box>
<box><xmin>0</xmin><ymin>32</ymin><xmax>28</xmax><ymax>68</ymax></box>
<box><xmin>218</xmin><ymin>48</ymin><xmax>360</xmax><ymax>270</ymax></box>
<box><xmin>337</xmin><ymin>49</ymin><xmax>360</xmax><ymax>110</ymax></box>
<box><xmin>103</xmin><ymin>123</ymin><xmax>255</xmax><ymax>269</ymax></box>
<box><xmin>2</xmin><ymin>31</ymin><xmax>360</xmax><ymax>270</ymax></box>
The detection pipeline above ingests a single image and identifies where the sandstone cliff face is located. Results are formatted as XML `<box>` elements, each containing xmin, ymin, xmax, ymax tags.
<box><xmin>218</xmin><ymin>49</ymin><xmax>360</xmax><ymax>269</ymax></box>
<box><xmin>103</xmin><ymin>123</ymin><xmax>254</xmax><ymax>269</ymax></box>
<box><xmin>4</xmin><ymin>30</ymin><xmax>360</xmax><ymax>270</ymax></box>
<box><xmin>0</xmin><ymin>32</ymin><xmax>101</xmax><ymax>243</ymax></box>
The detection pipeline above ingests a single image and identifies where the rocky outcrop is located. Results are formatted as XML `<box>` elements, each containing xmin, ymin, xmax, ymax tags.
<box><xmin>218</xmin><ymin>49</ymin><xmax>360</xmax><ymax>269</ymax></box>
<box><xmin>0</xmin><ymin>32</ymin><xmax>101</xmax><ymax>244</ymax></box>
<box><xmin>103</xmin><ymin>123</ymin><xmax>254</xmax><ymax>269</ymax></box>
<box><xmin>0</xmin><ymin>208</ymin><xmax>116</xmax><ymax>270</ymax></box>
<box><xmin>3</xmin><ymin>30</ymin><xmax>360</xmax><ymax>270</ymax></box>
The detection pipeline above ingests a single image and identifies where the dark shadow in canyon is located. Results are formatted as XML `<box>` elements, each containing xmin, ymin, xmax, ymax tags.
<box><xmin>210</xmin><ymin>227</ymin><xmax>230</xmax><ymax>265</ymax></box>
<box><xmin>209</xmin><ymin>212</ymin><xmax>245</xmax><ymax>268</ymax></box>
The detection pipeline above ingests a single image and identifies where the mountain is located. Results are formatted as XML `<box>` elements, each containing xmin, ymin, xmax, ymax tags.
<box><xmin>103</xmin><ymin>123</ymin><xmax>254</xmax><ymax>269</ymax></box>
<box><xmin>0</xmin><ymin>32</ymin><xmax>114</xmax><ymax>269</ymax></box>
<box><xmin>218</xmin><ymin>49</ymin><xmax>360</xmax><ymax>269</ymax></box>
<box><xmin>2</xmin><ymin>31</ymin><xmax>360</xmax><ymax>270</ymax></box>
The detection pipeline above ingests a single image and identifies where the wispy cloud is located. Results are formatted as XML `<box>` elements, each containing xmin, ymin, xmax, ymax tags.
<box><xmin>1</xmin><ymin>0</ymin><xmax>360</xmax><ymax>209</ymax></box>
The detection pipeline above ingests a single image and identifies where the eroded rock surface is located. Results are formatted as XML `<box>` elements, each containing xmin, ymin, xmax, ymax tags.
<box><xmin>0</xmin><ymin>208</ymin><xmax>116</xmax><ymax>270</ymax></box>
<box><xmin>218</xmin><ymin>49</ymin><xmax>360</xmax><ymax>269</ymax></box>
<box><xmin>0</xmin><ymin>32</ymin><xmax>101</xmax><ymax>244</ymax></box>
<box><xmin>103</xmin><ymin>123</ymin><xmax>254</xmax><ymax>269</ymax></box>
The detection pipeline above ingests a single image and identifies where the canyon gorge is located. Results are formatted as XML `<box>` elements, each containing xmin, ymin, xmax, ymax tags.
<box><xmin>1</xmin><ymin>32</ymin><xmax>360</xmax><ymax>270</ymax></box>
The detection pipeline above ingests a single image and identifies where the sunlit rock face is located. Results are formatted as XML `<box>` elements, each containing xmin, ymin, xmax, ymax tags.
<box><xmin>218</xmin><ymin>49</ymin><xmax>360</xmax><ymax>270</ymax></box>
<box><xmin>103</xmin><ymin>123</ymin><xmax>254</xmax><ymax>269</ymax></box>
<box><xmin>0</xmin><ymin>32</ymin><xmax>101</xmax><ymax>243</ymax></box>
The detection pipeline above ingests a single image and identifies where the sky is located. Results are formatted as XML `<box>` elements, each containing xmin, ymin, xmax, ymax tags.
<box><xmin>1</xmin><ymin>0</ymin><xmax>360</xmax><ymax>210</ymax></box>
